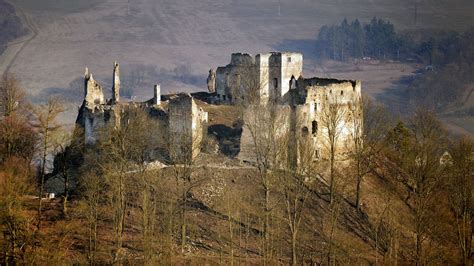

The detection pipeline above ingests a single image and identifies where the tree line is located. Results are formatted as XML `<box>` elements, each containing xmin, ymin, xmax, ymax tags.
<box><xmin>0</xmin><ymin>73</ymin><xmax>473</xmax><ymax>264</ymax></box>
<box><xmin>316</xmin><ymin>18</ymin><xmax>474</xmax><ymax>112</ymax></box>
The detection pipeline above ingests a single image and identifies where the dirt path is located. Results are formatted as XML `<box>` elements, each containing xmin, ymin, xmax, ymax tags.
<box><xmin>0</xmin><ymin>2</ymin><xmax>38</xmax><ymax>76</ymax></box>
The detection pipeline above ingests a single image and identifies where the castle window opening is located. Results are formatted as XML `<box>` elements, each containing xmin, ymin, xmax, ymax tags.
<box><xmin>287</xmin><ymin>56</ymin><xmax>292</xmax><ymax>63</ymax></box>
<box><xmin>274</xmin><ymin>78</ymin><xmax>278</xmax><ymax>90</ymax></box>
<box><xmin>341</xmin><ymin>90</ymin><xmax>344</xmax><ymax>96</ymax></box>
<box><xmin>312</xmin><ymin>121</ymin><xmax>318</xmax><ymax>135</ymax></box>
<box><xmin>290</xmin><ymin>75</ymin><xmax>297</xmax><ymax>89</ymax></box>
<box><xmin>223</xmin><ymin>95</ymin><xmax>226</xmax><ymax>101</ymax></box>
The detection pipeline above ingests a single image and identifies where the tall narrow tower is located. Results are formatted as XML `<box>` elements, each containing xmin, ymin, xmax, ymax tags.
<box><xmin>112</xmin><ymin>61</ymin><xmax>120</xmax><ymax>103</ymax></box>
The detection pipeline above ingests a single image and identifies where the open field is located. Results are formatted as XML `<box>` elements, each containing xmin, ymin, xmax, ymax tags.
<box><xmin>1</xmin><ymin>0</ymin><xmax>473</xmax><ymax>127</ymax></box>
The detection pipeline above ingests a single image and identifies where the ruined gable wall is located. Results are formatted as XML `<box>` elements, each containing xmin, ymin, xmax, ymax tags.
<box><xmin>238</xmin><ymin>104</ymin><xmax>292</xmax><ymax>164</ymax></box>
<box><xmin>169</xmin><ymin>96</ymin><xmax>193</xmax><ymax>162</ymax></box>
<box><xmin>84</xmin><ymin>75</ymin><xmax>105</xmax><ymax>106</ymax></box>
<box><xmin>168</xmin><ymin>95</ymin><xmax>207</xmax><ymax>162</ymax></box>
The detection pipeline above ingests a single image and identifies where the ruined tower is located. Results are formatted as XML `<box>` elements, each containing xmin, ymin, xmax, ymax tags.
<box><xmin>112</xmin><ymin>61</ymin><xmax>120</xmax><ymax>103</ymax></box>
<box><xmin>84</xmin><ymin>67</ymin><xmax>105</xmax><ymax>106</ymax></box>
<box><xmin>215</xmin><ymin>52</ymin><xmax>303</xmax><ymax>104</ymax></box>
<box><xmin>154</xmin><ymin>84</ymin><xmax>161</xmax><ymax>105</ymax></box>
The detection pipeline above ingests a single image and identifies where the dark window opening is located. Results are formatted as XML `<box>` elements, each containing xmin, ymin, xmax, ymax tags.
<box><xmin>315</xmin><ymin>149</ymin><xmax>320</xmax><ymax>158</ymax></box>
<box><xmin>287</xmin><ymin>56</ymin><xmax>292</xmax><ymax>63</ymax></box>
<box><xmin>290</xmin><ymin>75</ymin><xmax>296</xmax><ymax>89</ymax></box>
<box><xmin>274</xmin><ymin>78</ymin><xmax>278</xmax><ymax>90</ymax></box>
<box><xmin>223</xmin><ymin>95</ymin><xmax>226</xmax><ymax>101</ymax></box>
<box><xmin>330</xmin><ymin>90</ymin><xmax>332</xmax><ymax>94</ymax></box>
<box><xmin>341</xmin><ymin>90</ymin><xmax>344</xmax><ymax>96</ymax></box>
<box><xmin>312</xmin><ymin>121</ymin><xmax>318</xmax><ymax>135</ymax></box>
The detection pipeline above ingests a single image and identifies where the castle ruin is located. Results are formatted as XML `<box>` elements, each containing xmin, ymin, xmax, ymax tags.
<box><xmin>210</xmin><ymin>52</ymin><xmax>362</xmax><ymax>165</ymax></box>
<box><xmin>76</xmin><ymin>62</ymin><xmax>208</xmax><ymax>163</ymax></box>
<box><xmin>75</xmin><ymin>51</ymin><xmax>361</xmax><ymax>166</ymax></box>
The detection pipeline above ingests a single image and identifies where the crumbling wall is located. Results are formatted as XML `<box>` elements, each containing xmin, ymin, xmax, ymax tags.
<box><xmin>168</xmin><ymin>94</ymin><xmax>208</xmax><ymax>163</ymax></box>
<box><xmin>215</xmin><ymin>52</ymin><xmax>303</xmax><ymax>104</ymax></box>
<box><xmin>238</xmin><ymin>75</ymin><xmax>362</xmax><ymax>165</ymax></box>
<box><xmin>238</xmin><ymin>104</ymin><xmax>292</xmax><ymax>164</ymax></box>
<box><xmin>293</xmin><ymin>78</ymin><xmax>362</xmax><ymax>160</ymax></box>
<box><xmin>84</xmin><ymin>68</ymin><xmax>105</xmax><ymax>107</ymax></box>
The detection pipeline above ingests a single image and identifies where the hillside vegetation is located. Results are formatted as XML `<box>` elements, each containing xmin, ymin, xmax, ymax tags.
<box><xmin>0</xmin><ymin>74</ymin><xmax>473</xmax><ymax>264</ymax></box>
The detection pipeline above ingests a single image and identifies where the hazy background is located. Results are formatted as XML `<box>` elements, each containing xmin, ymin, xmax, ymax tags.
<box><xmin>0</xmin><ymin>0</ymin><xmax>473</xmax><ymax>129</ymax></box>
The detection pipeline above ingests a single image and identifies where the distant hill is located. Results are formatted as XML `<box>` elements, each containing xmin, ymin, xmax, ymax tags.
<box><xmin>0</xmin><ymin>0</ymin><xmax>27</xmax><ymax>55</ymax></box>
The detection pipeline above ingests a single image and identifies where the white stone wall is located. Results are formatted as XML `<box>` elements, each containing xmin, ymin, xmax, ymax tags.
<box><xmin>169</xmin><ymin>94</ymin><xmax>207</xmax><ymax>162</ymax></box>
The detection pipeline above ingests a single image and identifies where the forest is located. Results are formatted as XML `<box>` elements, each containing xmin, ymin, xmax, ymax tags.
<box><xmin>315</xmin><ymin>18</ymin><xmax>474</xmax><ymax>111</ymax></box>
<box><xmin>0</xmin><ymin>73</ymin><xmax>473</xmax><ymax>264</ymax></box>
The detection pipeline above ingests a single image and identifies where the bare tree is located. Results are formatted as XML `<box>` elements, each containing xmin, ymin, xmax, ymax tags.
<box><xmin>277</xmin><ymin>120</ymin><xmax>318</xmax><ymax>265</ymax></box>
<box><xmin>33</xmin><ymin>96</ymin><xmax>65</xmax><ymax>230</ymax></box>
<box><xmin>169</xmin><ymin>132</ymin><xmax>203</xmax><ymax>254</ymax></box>
<box><xmin>78</xmin><ymin>171</ymin><xmax>104</xmax><ymax>264</ymax></box>
<box><xmin>0</xmin><ymin>74</ymin><xmax>26</xmax><ymax>118</ymax></box>
<box><xmin>54</xmin><ymin>128</ymin><xmax>83</xmax><ymax>217</ymax></box>
<box><xmin>320</xmin><ymin>94</ymin><xmax>346</xmax><ymax>204</ymax></box>
<box><xmin>349</xmin><ymin>97</ymin><xmax>390</xmax><ymax>209</ymax></box>
<box><xmin>97</xmin><ymin>106</ymin><xmax>155</xmax><ymax>259</ymax></box>
<box><xmin>446</xmin><ymin>137</ymin><xmax>474</xmax><ymax>265</ymax></box>
<box><xmin>243</xmin><ymin>102</ymin><xmax>290</xmax><ymax>262</ymax></box>
<box><xmin>324</xmin><ymin>164</ymin><xmax>351</xmax><ymax>265</ymax></box>
<box><xmin>0</xmin><ymin>74</ymin><xmax>35</xmax><ymax>164</ymax></box>
<box><xmin>385</xmin><ymin>110</ymin><xmax>448</xmax><ymax>264</ymax></box>
<box><xmin>0</xmin><ymin>157</ymin><xmax>35</xmax><ymax>264</ymax></box>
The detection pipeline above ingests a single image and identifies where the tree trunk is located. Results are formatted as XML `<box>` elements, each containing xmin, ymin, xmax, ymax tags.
<box><xmin>181</xmin><ymin>188</ymin><xmax>186</xmax><ymax>254</ymax></box>
<box><xmin>329</xmin><ymin>146</ymin><xmax>335</xmax><ymax>204</ymax></box>
<box><xmin>37</xmin><ymin>128</ymin><xmax>49</xmax><ymax>230</ymax></box>
<box><xmin>62</xmin><ymin>172</ymin><xmax>69</xmax><ymax>217</ymax></box>
<box><xmin>264</xmin><ymin>179</ymin><xmax>270</xmax><ymax>263</ymax></box>
<box><xmin>356</xmin><ymin>175</ymin><xmax>361</xmax><ymax>210</ymax></box>
<box><xmin>291</xmin><ymin>232</ymin><xmax>297</xmax><ymax>266</ymax></box>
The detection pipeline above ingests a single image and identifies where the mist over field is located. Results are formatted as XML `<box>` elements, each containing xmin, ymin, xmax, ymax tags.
<box><xmin>0</xmin><ymin>0</ymin><xmax>473</xmax><ymax>130</ymax></box>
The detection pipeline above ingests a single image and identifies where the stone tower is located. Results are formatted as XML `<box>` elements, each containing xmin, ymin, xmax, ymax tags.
<box><xmin>154</xmin><ymin>84</ymin><xmax>161</xmax><ymax>105</ymax></box>
<box><xmin>112</xmin><ymin>61</ymin><xmax>120</xmax><ymax>103</ymax></box>
<box><xmin>84</xmin><ymin>67</ymin><xmax>105</xmax><ymax>106</ymax></box>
